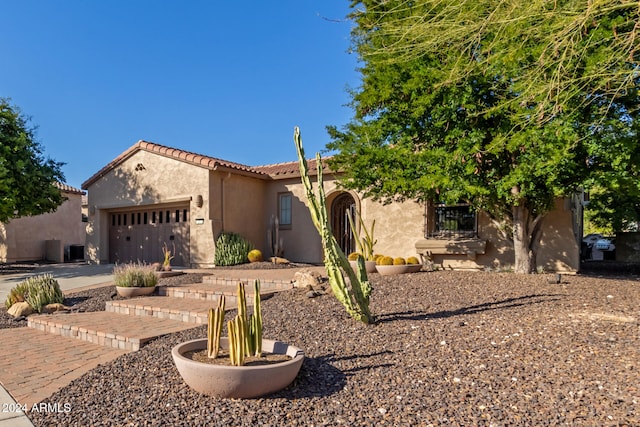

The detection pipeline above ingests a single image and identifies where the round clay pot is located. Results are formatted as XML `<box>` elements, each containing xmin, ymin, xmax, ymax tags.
<box><xmin>405</xmin><ymin>264</ymin><xmax>422</xmax><ymax>273</ymax></box>
<box><xmin>172</xmin><ymin>338</ymin><xmax>304</xmax><ymax>399</ymax></box>
<box><xmin>349</xmin><ymin>260</ymin><xmax>378</xmax><ymax>274</ymax></box>
<box><xmin>115</xmin><ymin>286</ymin><xmax>156</xmax><ymax>298</ymax></box>
<box><xmin>375</xmin><ymin>264</ymin><xmax>410</xmax><ymax>275</ymax></box>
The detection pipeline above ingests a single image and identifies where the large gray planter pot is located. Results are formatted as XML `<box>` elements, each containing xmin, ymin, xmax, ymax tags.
<box><xmin>349</xmin><ymin>260</ymin><xmax>377</xmax><ymax>274</ymax></box>
<box><xmin>172</xmin><ymin>338</ymin><xmax>305</xmax><ymax>399</ymax></box>
<box><xmin>375</xmin><ymin>264</ymin><xmax>410</xmax><ymax>275</ymax></box>
<box><xmin>115</xmin><ymin>286</ymin><xmax>156</xmax><ymax>298</ymax></box>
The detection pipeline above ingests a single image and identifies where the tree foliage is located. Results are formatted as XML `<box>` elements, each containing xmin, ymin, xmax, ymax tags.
<box><xmin>0</xmin><ymin>98</ymin><xmax>65</xmax><ymax>223</ymax></box>
<box><xmin>328</xmin><ymin>0</ymin><xmax>640</xmax><ymax>272</ymax></box>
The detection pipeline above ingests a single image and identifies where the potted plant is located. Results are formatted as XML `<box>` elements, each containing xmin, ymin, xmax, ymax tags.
<box><xmin>113</xmin><ymin>262</ymin><xmax>158</xmax><ymax>297</ymax></box>
<box><xmin>172</xmin><ymin>280</ymin><xmax>305</xmax><ymax>398</ymax></box>
<box><xmin>346</xmin><ymin>209</ymin><xmax>378</xmax><ymax>273</ymax></box>
<box><xmin>375</xmin><ymin>256</ymin><xmax>410</xmax><ymax>275</ymax></box>
<box><xmin>161</xmin><ymin>242</ymin><xmax>175</xmax><ymax>271</ymax></box>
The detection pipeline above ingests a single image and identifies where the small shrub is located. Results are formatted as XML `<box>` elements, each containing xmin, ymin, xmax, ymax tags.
<box><xmin>406</xmin><ymin>256</ymin><xmax>420</xmax><ymax>265</ymax></box>
<box><xmin>393</xmin><ymin>257</ymin><xmax>406</xmax><ymax>265</ymax></box>
<box><xmin>113</xmin><ymin>263</ymin><xmax>158</xmax><ymax>288</ymax></box>
<box><xmin>4</xmin><ymin>274</ymin><xmax>64</xmax><ymax>313</ymax></box>
<box><xmin>248</xmin><ymin>249</ymin><xmax>263</xmax><ymax>263</ymax></box>
<box><xmin>377</xmin><ymin>256</ymin><xmax>394</xmax><ymax>265</ymax></box>
<box><xmin>214</xmin><ymin>232</ymin><xmax>254</xmax><ymax>266</ymax></box>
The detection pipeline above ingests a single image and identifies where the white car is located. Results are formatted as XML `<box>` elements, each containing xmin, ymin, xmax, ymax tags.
<box><xmin>583</xmin><ymin>234</ymin><xmax>615</xmax><ymax>251</ymax></box>
<box><xmin>594</xmin><ymin>239</ymin><xmax>615</xmax><ymax>251</ymax></box>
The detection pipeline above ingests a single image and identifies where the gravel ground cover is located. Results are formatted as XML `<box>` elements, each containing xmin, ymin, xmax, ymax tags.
<box><xmin>3</xmin><ymin>270</ymin><xmax>638</xmax><ymax>426</ymax></box>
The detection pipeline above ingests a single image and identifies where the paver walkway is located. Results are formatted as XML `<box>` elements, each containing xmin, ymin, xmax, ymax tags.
<box><xmin>0</xmin><ymin>265</ymin><xmax>325</xmax><ymax>426</ymax></box>
<box><xmin>0</xmin><ymin>329</ymin><xmax>128</xmax><ymax>408</ymax></box>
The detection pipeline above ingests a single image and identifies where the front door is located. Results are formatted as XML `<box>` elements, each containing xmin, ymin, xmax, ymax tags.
<box><xmin>331</xmin><ymin>193</ymin><xmax>356</xmax><ymax>256</ymax></box>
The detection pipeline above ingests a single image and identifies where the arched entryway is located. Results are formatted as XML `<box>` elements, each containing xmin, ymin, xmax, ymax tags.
<box><xmin>331</xmin><ymin>192</ymin><xmax>356</xmax><ymax>256</ymax></box>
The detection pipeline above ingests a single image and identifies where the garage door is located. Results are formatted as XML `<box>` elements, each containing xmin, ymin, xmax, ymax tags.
<box><xmin>109</xmin><ymin>204</ymin><xmax>190</xmax><ymax>266</ymax></box>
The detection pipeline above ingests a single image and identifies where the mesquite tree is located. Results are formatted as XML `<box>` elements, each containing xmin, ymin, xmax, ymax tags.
<box><xmin>327</xmin><ymin>0</ymin><xmax>640</xmax><ymax>273</ymax></box>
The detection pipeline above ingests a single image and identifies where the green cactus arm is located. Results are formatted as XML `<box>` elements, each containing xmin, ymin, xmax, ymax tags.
<box><xmin>228</xmin><ymin>319</ymin><xmax>237</xmax><ymax>366</ymax></box>
<box><xmin>294</xmin><ymin>127</ymin><xmax>373</xmax><ymax>324</ymax></box>
<box><xmin>236</xmin><ymin>315</ymin><xmax>246</xmax><ymax>366</ymax></box>
<box><xmin>253</xmin><ymin>280</ymin><xmax>262</xmax><ymax>356</ymax></box>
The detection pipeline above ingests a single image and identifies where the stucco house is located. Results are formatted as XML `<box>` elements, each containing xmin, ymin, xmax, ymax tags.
<box><xmin>0</xmin><ymin>183</ymin><xmax>86</xmax><ymax>263</ymax></box>
<box><xmin>82</xmin><ymin>140</ymin><xmax>582</xmax><ymax>273</ymax></box>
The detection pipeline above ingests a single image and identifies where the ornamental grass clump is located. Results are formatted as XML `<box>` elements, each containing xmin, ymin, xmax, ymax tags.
<box><xmin>4</xmin><ymin>274</ymin><xmax>64</xmax><ymax>313</ymax></box>
<box><xmin>113</xmin><ymin>262</ymin><xmax>158</xmax><ymax>288</ymax></box>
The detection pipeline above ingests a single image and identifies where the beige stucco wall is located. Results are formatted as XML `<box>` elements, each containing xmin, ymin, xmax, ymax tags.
<box><xmin>358</xmin><ymin>197</ymin><xmax>424</xmax><ymax>259</ymax></box>
<box><xmin>262</xmin><ymin>177</ymin><xmax>325</xmax><ymax>263</ymax></box>
<box><xmin>0</xmin><ymin>192</ymin><xmax>86</xmax><ymax>263</ymax></box>
<box><xmin>209</xmin><ymin>171</ymin><xmax>267</xmax><ymax>263</ymax></box>
<box><xmin>84</xmin><ymin>150</ymin><xmax>210</xmax><ymax>265</ymax></box>
<box><xmin>536</xmin><ymin>198</ymin><xmax>580</xmax><ymax>272</ymax></box>
<box><xmin>263</xmin><ymin>175</ymin><xmax>425</xmax><ymax>264</ymax></box>
<box><xmin>418</xmin><ymin>198</ymin><xmax>580</xmax><ymax>272</ymax></box>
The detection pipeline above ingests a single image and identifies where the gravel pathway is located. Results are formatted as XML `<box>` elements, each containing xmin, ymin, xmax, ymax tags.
<box><xmin>4</xmin><ymin>270</ymin><xmax>639</xmax><ymax>426</ymax></box>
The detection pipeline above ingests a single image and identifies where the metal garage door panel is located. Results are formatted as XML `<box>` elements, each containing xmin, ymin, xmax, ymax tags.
<box><xmin>109</xmin><ymin>206</ymin><xmax>190</xmax><ymax>266</ymax></box>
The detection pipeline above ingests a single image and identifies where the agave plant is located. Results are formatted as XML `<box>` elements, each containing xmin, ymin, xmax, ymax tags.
<box><xmin>346</xmin><ymin>209</ymin><xmax>377</xmax><ymax>262</ymax></box>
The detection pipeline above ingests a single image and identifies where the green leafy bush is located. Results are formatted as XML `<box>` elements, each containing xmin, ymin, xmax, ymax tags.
<box><xmin>113</xmin><ymin>263</ymin><xmax>158</xmax><ymax>288</ymax></box>
<box><xmin>4</xmin><ymin>274</ymin><xmax>64</xmax><ymax>313</ymax></box>
<box><xmin>214</xmin><ymin>232</ymin><xmax>253</xmax><ymax>266</ymax></box>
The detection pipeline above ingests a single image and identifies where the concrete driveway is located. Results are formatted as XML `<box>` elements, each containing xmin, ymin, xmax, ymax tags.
<box><xmin>0</xmin><ymin>263</ymin><xmax>115</xmax><ymax>303</ymax></box>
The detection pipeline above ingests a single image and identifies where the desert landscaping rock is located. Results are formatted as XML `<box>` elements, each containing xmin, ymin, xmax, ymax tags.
<box><xmin>2</xmin><ymin>270</ymin><xmax>637</xmax><ymax>426</ymax></box>
<box><xmin>7</xmin><ymin>301</ymin><xmax>33</xmax><ymax>317</ymax></box>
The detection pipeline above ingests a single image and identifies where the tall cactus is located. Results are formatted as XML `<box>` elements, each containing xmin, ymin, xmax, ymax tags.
<box><xmin>251</xmin><ymin>279</ymin><xmax>263</xmax><ymax>356</ymax></box>
<box><xmin>207</xmin><ymin>295</ymin><xmax>225</xmax><ymax>358</ymax></box>
<box><xmin>227</xmin><ymin>280</ymin><xmax>264</xmax><ymax>366</ymax></box>
<box><xmin>294</xmin><ymin>127</ymin><xmax>373</xmax><ymax>324</ymax></box>
<box><xmin>205</xmin><ymin>281</ymin><xmax>264</xmax><ymax>365</ymax></box>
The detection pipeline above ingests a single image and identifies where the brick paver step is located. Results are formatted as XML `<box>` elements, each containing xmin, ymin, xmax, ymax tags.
<box><xmin>158</xmin><ymin>282</ymin><xmax>275</xmax><ymax>303</ymax></box>
<box><xmin>27</xmin><ymin>311</ymin><xmax>196</xmax><ymax>351</ymax></box>
<box><xmin>106</xmin><ymin>295</ymin><xmax>227</xmax><ymax>324</ymax></box>
<box><xmin>202</xmin><ymin>275</ymin><xmax>294</xmax><ymax>291</ymax></box>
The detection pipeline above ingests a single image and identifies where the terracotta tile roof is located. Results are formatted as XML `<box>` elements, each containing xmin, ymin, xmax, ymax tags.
<box><xmin>82</xmin><ymin>140</ymin><xmax>340</xmax><ymax>189</ymax></box>
<box><xmin>82</xmin><ymin>140</ymin><xmax>269</xmax><ymax>189</ymax></box>
<box><xmin>254</xmin><ymin>157</ymin><xmax>335</xmax><ymax>179</ymax></box>
<box><xmin>55</xmin><ymin>182</ymin><xmax>85</xmax><ymax>195</ymax></box>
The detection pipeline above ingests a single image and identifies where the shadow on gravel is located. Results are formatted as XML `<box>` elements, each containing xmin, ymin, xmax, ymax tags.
<box><xmin>376</xmin><ymin>293</ymin><xmax>563</xmax><ymax>323</ymax></box>
<box><xmin>269</xmin><ymin>354</ymin><xmax>346</xmax><ymax>399</ymax></box>
<box><xmin>63</xmin><ymin>296</ymin><xmax>90</xmax><ymax>305</ymax></box>
<box><xmin>0</xmin><ymin>263</ymin><xmax>37</xmax><ymax>275</ymax></box>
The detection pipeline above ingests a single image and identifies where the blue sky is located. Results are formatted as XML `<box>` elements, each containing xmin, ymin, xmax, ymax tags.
<box><xmin>1</xmin><ymin>1</ymin><xmax>359</xmax><ymax>189</ymax></box>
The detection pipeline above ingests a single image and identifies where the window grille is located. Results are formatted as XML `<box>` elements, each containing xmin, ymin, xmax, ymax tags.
<box><xmin>426</xmin><ymin>204</ymin><xmax>477</xmax><ymax>238</ymax></box>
